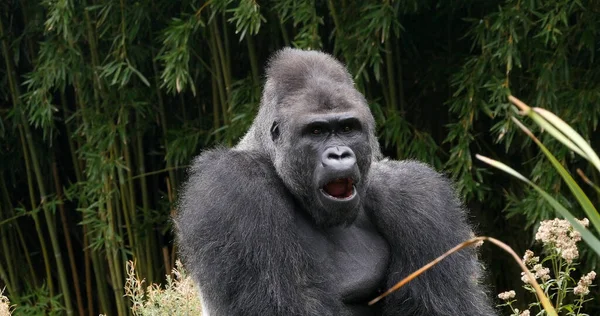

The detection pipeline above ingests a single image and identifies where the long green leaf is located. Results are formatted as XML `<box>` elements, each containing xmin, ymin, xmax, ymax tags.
<box><xmin>533</xmin><ymin>108</ymin><xmax>600</xmax><ymax>172</ymax></box>
<box><xmin>475</xmin><ymin>154</ymin><xmax>531</xmax><ymax>183</ymax></box>
<box><xmin>525</xmin><ymin>110</ymin><xmax>586</xmax><ymax>158</ymax></box>
<box><xmin>476</xmin><ymin>155</ymin><xmax>600</xmax><ymax>256</ymax></box>
<box><xmin>511</xmin><ymin>118</ymin><xmax>600</xmax><ymax>234</ymax></box>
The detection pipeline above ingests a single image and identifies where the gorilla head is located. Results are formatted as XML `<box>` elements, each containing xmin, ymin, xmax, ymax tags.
<box><xmin>237</xmin><ymin>48</ymin><xmax>382</xmax><ymax>227</ymax></box>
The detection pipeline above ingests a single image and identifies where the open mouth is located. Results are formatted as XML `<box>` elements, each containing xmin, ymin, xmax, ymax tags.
<box><xmin>321</xmin><ymin>178</ymin><xmax>355</xmax><ymax>199</ymax></box>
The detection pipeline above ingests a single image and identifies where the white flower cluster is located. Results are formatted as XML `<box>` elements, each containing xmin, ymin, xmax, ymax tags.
<box><xmin>497</xmin><ymin>290</ymin><xmax>516</xmax><ymax>301</ymax></box>
<box><xmin>522</xmin><ymin>250</ymin><xmax>539</xmax><ymax>266</ymax></box>
<box><xmin>520</xmin><ymin>263</ymin><xmax>550</xmax><ymax>284</ymax></box>
<box><xmin>573</xmin><ymin>271</ymin><xmax>597</xmax><ymax>296</ymax></box>
<box><xmin>519</xmin><ymin>310</ymin><xmax>530</xmax><ymax>316</ymax></box>
<box><xmin>519</xmin><ymin>250</ymin><xmax>551</xmax><ymax>284</ymax></box>
<box><xmin>534</xmin><ymin>218</ymin><xmax>589</xmax><ymax>264</ymax></box>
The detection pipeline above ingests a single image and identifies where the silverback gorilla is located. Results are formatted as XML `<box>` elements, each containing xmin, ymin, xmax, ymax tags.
<box><xmin>175</xmin><ymin>48</ymin><xmax>496</xmax><ymax>316</ymax></box>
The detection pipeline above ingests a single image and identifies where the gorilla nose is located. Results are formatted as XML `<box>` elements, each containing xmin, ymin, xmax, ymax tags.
<box><xmin>322</xmin><ymin>146</ymin><xmax>356</xmax><ymax>170</ymax></box>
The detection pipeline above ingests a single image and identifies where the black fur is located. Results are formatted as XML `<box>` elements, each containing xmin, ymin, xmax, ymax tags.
<box><xmin>175</xmin><ymin>48</ymin><xmax>496</xmax><ymax>316</ymax></box>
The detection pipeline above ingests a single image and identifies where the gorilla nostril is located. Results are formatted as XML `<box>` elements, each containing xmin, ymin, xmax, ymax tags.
<box><xmin>322</xmin><ymin>146</ymin><xmax>356</xmax><ymax>168</ymax></box>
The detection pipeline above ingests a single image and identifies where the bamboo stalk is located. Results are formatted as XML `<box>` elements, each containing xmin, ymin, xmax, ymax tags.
<box><xmin>52</xmin><ymin>158</ymin><xmax>85</xmax><ymax>316</ymax></box>
<box><xmin>211</xmin><ymin>16</ymin><xmax>232</xmax><ymax>121</ymax></box>
<box><xmin>19</xmin><ymin>125</ymin><xmax>55</xmax><ymax>297</ymax></box>
<box><xmin>278</xmin><ymin>16</ymin><xmax>290</xmax><ymax>47</ymax></box>
<box><xmin>135</xmin><ymin>112</ymin><xmax>155</xmax><ymax>282</ymax></box>
<box><xmin>103</xmin><ymin>176</ymin><xmax>127</xmax><ymax>316</ymax></box>
<box><xmin>0</xmin><ymin>203</ymin><xmax>17</xmax><ymax>294</ymax></box>
<box><xmin>90</xmin><ymin>247</ymin><xmax>111</xmax><ymax>314</ymax></box>
<box><xmin>83</xmin><ymin>229</ymin><xmax>94</xmax><ymax>316</ymax></box>
<box><xmin>222</xmin><ymin>12</ymin><xmax>231</xmax><ymax>76</ymax></box>
<box><xmin>1</xmin><ymin>19</ymin><xmax>74</xmax><ymax>314</ymax></box>
<box><xmin>82</xmin><ymin>0</ymin><xmax>105</xmax><ymax>101</ymax></box>
<box><xmin>209</xmin><ymin>20</ymin><xmax>230</xmax><ymax>140</ymax></box>
<box><xmin>246</xmin><ymin>35</ymin><xmax>260</xmax><ymax>91</ymax></box>
<box><xmin>2</xmin><ymin>20</ymin><xmax>55</xmax><ymax>298</ymax></box>
<box><xmin>150</xmin><ymin>47</ymin><xmax>178</xmax><ymax>195</ymax></box>
<box><xmin>0</xmin><ymin>259</ymin><xmax>12</xmax><ymax>294</ymax></box>
<box><xmin>123</xmin><ymin>135</ymin><xmax>138</xmax><ymax>251</ymax></box>
<box><xmin>1</xmin><ymin>174</ymin><xmax>38</xmax><ymax>286</ymax></box>
<box><xmin>60</xmin><ymin>91</ymin><xmax>85</xmax><ymax>184</ymax></box>
<box><xmin>393</xmin><ymin>36</ymin><xmax>406</xmax><ymax>114</ymax></box>
<box><xmin>384</xmin><ymin>38</ymin><xmax>397</xmax><ymax>111</ymax></box>
<box><xmin>21</xmin><ymin>100</ymin><xmax>75</xmax><ymax>316</ymax></box>
<box><xmin>70</xmin><ymin>78</ymin><xmax>105</xmax><ymax>315</ymax></box>
<box><xmin>212</xmin><ymin>67</ymin><xmax>222</xmax><ymax>135</ymax></box>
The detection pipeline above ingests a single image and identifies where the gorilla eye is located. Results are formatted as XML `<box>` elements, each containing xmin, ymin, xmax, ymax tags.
<box><xmin>341</xmin><ymin>125</ymin><xmax>353</xmax><ymax>133</ymax></box>
<box><xmin>270</xmin><ymin>122</ymin><xmax>280</xmax><ymax>141</ymax></box>
<box><xmin>312</xmin><ymin>127</ymin><xmax>323</xmax><ymax>135</ymax></box>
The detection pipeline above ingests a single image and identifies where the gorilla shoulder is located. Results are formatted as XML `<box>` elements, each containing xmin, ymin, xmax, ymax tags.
<box><xmin>176</xmin><ymin>147</ymin><xmax>296</xmax><ymax>254</ymax></box>
<box><xmin>366</xmin><ymin>159</ymin><xmax>470</xmax><ymax>239</ymax></box>
<box><xmin>178</xmin><ymin>147</ymin><xmax>291</xmax><ymax>219</ymax></box>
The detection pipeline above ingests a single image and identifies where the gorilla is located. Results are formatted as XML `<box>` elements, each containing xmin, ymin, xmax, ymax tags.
<box><xmin>175</xmin><ymin>48</ymin><xmax>496</xmax><ymax>316</ymax></box>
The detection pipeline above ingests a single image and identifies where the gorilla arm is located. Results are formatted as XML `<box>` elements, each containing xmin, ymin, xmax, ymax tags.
<box><xmin>365</xmin><ymin>160</ymin><xmax>496</xmax><ymax>316</ymax></box>
<box><xmin>175</xmin><ymin>148</ymin><xmax>346</xmax><ymax>316</ymax></box>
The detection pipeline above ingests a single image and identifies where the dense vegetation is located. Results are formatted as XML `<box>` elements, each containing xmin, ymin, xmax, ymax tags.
<box><xmin>1</xmin><ymin>0</ymin><xmax>599</xmax><ymax>315</ymax></box>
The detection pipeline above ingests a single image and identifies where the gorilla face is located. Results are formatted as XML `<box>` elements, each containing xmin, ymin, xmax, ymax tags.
<box><xmin>235</xmin><ymin>48</ymin><xmax>380</xmax><ymax>227</ymax></box>
<box><xmin>271</xmin><ymin>83</ymin><xmax>373</xmax><ymax>227</ymax></box>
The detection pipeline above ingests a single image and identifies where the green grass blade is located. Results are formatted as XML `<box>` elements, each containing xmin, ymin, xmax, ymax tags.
<box><xmin>475</xmin><ymin>155</ymin><xmax>531</xmax><ymax>183</ymax></box>
<box><xmin>477</xmin><ymin>155</ymin><xmax>600</xmax><ymax>256</ymax></box>
<box><xmin>525</xmin><ymin>111</ymin><xmax>586</xmax><ymax>158</ymax></box>
<box><xmin>533</xmin><ymin>108</ymin><xmax>600</xmax><ymax>172</ymax></box>
<box><xmin>577</xmin><ymin>169</ymin><xmax>600</xmax><ymax>195</ymax></box>
<box><xmin>511</xmin><ymin>118</ymin><xmax>600</xmax><ymax>235</ymax></box>
<box><xmin>532</xmin><ymin>134</ymin><xmax>600</xmax><ymax>235</ymax></box>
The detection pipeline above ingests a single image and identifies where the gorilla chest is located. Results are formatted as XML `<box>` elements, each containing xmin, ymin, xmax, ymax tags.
<box><xmin>297</xmin><ymin>209</ymin><xmax>390</xmax><ymax>305</ymax></box>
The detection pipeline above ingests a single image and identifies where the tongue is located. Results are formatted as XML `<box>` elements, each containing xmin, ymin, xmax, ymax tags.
<box><xmin>324</xmin><ymin>180</ymin><xmax>349</xmax><ymax>198</ymax></box>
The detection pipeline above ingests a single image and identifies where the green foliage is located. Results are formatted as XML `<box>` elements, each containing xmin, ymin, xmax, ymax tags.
<box><xmin>1</xmin><ymin>0</ymin><xmax>599</xmax><ymax>314</ymax></box>
<box><xmin>10</xmin><ymin>284</ymin><xmax>65</xmax><ymax>316</ymax></box>
<box><xmin>447</xmin><ymin>0</ymin><xmax>600</xmax><ymax>213</ymax></box>
<box><xmin>158</xmin><ymin>15</ymin><xmax>204</xmax><ymax>95</ymax></box>
<box><xmin>227</xmin><ymin>0</ymin><xmax>266</xmax><ymax>41</ymax></box>
<box><xmin>479</xmin><ymin>98</ymin><xmax>600</xmax><ymax>258</ymax></box>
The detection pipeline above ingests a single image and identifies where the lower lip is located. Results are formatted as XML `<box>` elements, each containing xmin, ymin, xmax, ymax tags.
<box><xmin>320</xmin><ymin>186</ymin><xmax>357</xmax><ymax>201</ymax></box>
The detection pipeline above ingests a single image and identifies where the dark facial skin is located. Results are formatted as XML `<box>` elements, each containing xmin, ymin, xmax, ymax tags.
<box><xmin>272</xmin><ymin>111</ymin><xmax>373</xmax><ymax>227</ymax></box>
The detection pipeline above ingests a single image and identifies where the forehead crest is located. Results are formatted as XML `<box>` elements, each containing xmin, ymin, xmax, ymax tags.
<box><xmin>266</xmin><ymin>48</ymin><xmax>354</xmax><ymax>97</ymax></box>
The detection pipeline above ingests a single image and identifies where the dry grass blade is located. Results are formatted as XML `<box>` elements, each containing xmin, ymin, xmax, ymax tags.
<box><xmin>576</xmin><ymin>169</ymin><xmax>600</xmax><ymax>195</ymax></box>
<box><xmin>368</xmin><ymin>237</ymin><xmax>557</xmax><ymax>316</ymax></box>
<box><xmin>508</xmin><ymin>95</ymin><xmax>531</xmax><ymax>113</ymax></box>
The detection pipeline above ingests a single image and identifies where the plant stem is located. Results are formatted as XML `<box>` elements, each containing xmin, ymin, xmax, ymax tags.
<box><xmin>384</xmin><ymin>38</ymin><xmax>397</xmax><ymax>112</ymax></box>
<box><xmin>52</xmin><ymin>157</ymin><xmax>85</xmax><ymax>316</ymax></box>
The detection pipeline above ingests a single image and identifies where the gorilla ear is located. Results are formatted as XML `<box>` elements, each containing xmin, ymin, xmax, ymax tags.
<box><xmin>270</xmin><ymin>121</ymin><xmax>280</xmax><ymax>141</ymax></box>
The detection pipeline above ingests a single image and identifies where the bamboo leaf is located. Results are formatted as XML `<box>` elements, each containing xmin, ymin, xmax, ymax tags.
<box><xmin>127</xmin><ymin>61</ymin><xmax>151</xmax><ymax>87</ymax></box>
